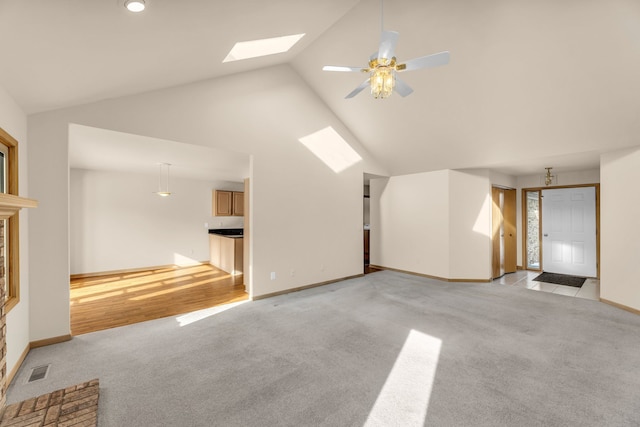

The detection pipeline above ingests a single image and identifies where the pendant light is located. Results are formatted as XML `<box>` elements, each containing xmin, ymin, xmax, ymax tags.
<box><xmin>155</xmin><ymin>163</ymin><xmax>171</xmax><ymax>197</ymax></box>
<box><xmin>544</xmin><ymin>167</ymin><xmax>555</xmax><ymax>186</ymax></box>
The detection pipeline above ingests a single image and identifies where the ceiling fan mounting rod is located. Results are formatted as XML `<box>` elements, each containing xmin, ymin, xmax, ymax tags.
<box><xmin>380</xmin><ymin>0</ymin><xmax>384</xmax><ymax>33</ymax></box>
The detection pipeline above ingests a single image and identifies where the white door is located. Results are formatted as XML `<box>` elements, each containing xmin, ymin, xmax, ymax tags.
<box><xmin>542</xmin><ymin>187</ymin><xmax>597</xmax><ymax>277</ymax></box>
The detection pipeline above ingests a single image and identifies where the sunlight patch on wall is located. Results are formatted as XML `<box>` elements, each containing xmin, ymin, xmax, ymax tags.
<box><xmin>299</xmin><ymin>126</ymin><xmax>362</xmax><ymax>173</ymax></box>
<box><xmin>364</xmin><ymin>329</ymin><xmax>442</xmax><ymax>427</ymax></box>
<box><xmin>176</xmin><ymin>300</ymin><xmax>248</xmax><ymax>327</ymax></box>
<box><xmin>174</xmin><ymin>253</ymin><xmax>202</xmax><ymax>267</ymax></box>
<box><xmin>473</xmin><ymin>193</ymin><xmax>492</xmax><ymax>237</ymax></box>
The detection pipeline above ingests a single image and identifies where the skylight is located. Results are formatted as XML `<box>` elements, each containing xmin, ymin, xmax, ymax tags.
<box><xmin>299</xmin><ymin>126</ymin><xmax>362</xmax><ymax>173</ymax></box>
<box><xmin>223</xmin><ymin>33</ymin><xmax>305</xmax><ymax>63</ymax></box>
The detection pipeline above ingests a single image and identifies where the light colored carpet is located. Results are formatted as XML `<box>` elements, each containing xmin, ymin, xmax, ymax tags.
<box><xmin>7</xmin><ymin>271</ymin><xmax>640</xmax><ymax>426</ymax></box>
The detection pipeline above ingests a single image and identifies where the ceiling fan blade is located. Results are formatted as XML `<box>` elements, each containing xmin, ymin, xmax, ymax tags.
<box><xmin>323</xmin><ymin>65</ymin><xmax>366</xmax><ymax>72</ymax></box>
<box><xmin>398</xmin><ymin>51</ymin><xmax>450</xmax><ymax>72</ymax></box>
<box><xmin>394</xmin><ymin>77</ymin><xmax>414</xmax><ymax>97</ymax></box>
<box><xmin>345</xmin><ymin>79</ymin><xmax>371</xmax><ymax>99</ymax></box>
<box><xmin>378</xmin><ymin>30</ymin><xmax>399</xmax><ymax>60</ymax></box>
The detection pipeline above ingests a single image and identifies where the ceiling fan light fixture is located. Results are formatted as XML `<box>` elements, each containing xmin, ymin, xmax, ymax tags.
<box><xmin>370</xmin><ymin>66</ymin><xmax>395</xmax><ymax>99</ymax></box>
<box><xmin>322</xmin><ymin>0</ymin><xmax>450</xmax><ymax>99</ymax></box>
<box><xmin>125</xmin><ymin>0</ymin><xmax>146</xmax><ymax>13</ymax></box>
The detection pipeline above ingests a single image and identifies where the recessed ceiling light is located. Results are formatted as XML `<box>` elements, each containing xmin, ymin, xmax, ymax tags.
<box><xmin>125</xmin><ymin>0</ymin><xmax>145</xmax><ymax>13</ymax></box>
<box><xmin>223</xmin><ymin>33</ymin><xmax>305</xmax><ymax>63</ymax></box>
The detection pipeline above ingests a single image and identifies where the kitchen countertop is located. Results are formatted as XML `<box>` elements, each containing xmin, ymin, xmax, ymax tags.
<box><xmin>209</xmin><ymin>228</ymin><xmax>243</xmax><ymax>238</ymax></box>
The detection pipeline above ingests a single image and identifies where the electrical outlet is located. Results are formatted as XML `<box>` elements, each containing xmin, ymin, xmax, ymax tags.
<box><xmin>290</xmin><ymin>269</ymin><xmax>295</xmax><ymax>277</ymax></box>
<box><xmin>270</xmin><ymin>272</ymin><xmax>276</xmax><ymax>280</ymax></box>
<box><xmin>204</xmin><ymin>222</ymin><xmax>209</xmax><ymax>229</ymax></box>
<box><xmin>320</xmin><ymin>264</ymin><xmax>325</xmax><ymax>271</ymax></box>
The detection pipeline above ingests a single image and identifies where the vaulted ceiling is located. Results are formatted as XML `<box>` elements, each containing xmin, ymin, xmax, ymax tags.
<box><xmin>1</xmin><ymin>0</ymin><xmax>639</xmax><ymax>177</ymax></box>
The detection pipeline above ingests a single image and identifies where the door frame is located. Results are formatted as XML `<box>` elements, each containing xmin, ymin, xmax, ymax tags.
<box><xmin>492</xmin><ymin>186</ymin><xmax>517</xmax><ymax>279</ymax></box>
<box><xmin>521</xmin><ymin>183</ymin><xmax>600</xmax><ymax>278</ymax></box>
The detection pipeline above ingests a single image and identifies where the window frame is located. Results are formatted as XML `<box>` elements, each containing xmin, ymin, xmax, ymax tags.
<box><xmin>0</xmin><ymin>127</ymin><xmax>20</xmax><ymax>313</ymax></box>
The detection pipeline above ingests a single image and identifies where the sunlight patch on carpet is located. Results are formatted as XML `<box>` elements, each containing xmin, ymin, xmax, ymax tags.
<box><xmin>176</xmin><ymin>300</ymin><xmax>248</xmax><ymax>327</ymax></box>
<box><xmin>364</xmin><ymin>329</ymin><xmax>442</xmax><ymax>427</ymax></box>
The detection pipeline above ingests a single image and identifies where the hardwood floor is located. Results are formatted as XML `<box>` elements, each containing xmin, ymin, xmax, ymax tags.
<box><xmin>70</xmin><ymin>264</ymin><xmax>248</xmax><ymax>335</ymax></box>
<box><xmin>364</xmin><ymin>265</ymin><xmax>383</xmax><ymax>274</ymax></box>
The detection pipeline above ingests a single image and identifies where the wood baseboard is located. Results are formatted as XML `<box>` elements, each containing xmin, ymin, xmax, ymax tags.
<box><xmin>600</xmin><ymin>298</ymin><xmax>640</xmax><ymax>316</ymax></box>
<box><xmin>30</xmin><ymin>334</ymin><xmax>72</xmax><ymax>349</ymax></box>
<box><xmin>7</xmin><ymin>344</ymin><xmax>30</xmax><ymax>386</ymax></box>
<box><xmin>370</xmin><ymin>265</ymin><xmax>491</xmax><ymax>283</ymax></box>
<box><xmin>70</xmin><ymin>262</ymin><xmax>209</xmax><ymax>280</ymax></box>
<box><xmin>252</xmin><ymin>274</ymin><xmax>364</xmax><ymax>301</ymax></box>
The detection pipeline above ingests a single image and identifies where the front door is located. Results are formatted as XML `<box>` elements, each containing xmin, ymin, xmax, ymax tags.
<box><xmin>542</xmin><ymin>187</ymin><xmax>597</xmax><ymax>277</ymax></box>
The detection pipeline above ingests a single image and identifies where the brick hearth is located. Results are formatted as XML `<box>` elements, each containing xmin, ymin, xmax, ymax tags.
<box><xmin>0</xmin><ymin>379</ymin><xmax>99</xmax><ymax>426</ymax></box>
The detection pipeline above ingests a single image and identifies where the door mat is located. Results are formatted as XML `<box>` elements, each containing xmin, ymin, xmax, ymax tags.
<box><xmin>0</xmin><ymin>378</ymin><xmax>99</xmax><ymax>426</ymax></box>
<box><xmin>533</xmin><ymin>272</ymin><xmax>586</xmax><ymax>288</ymax></box>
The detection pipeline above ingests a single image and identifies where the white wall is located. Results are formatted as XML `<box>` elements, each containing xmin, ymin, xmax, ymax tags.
<box><xmin>514</xmin><ymin>168</ymin><xmax>600</xmax><ymax>267</ymax></box>
<box><xmin>489</xmin><ymin>171</ymin><xmax>517</xmax><ymax>189</ymax></box>
<box><xmin>370</xmin><ymin>169</ymin><xmax>492</xmax><ymax>281</ymax></box>
<box><xmin>371</xmin><ymin>172</ymin><xmax>450</xmax><ymax>278</ymax></box>
<box><xmin>70</xmin><ymin>168</ymin><xmax>243</xmax><ymax>274</ymax></box>
<box><xmin>0</xmin><ymin>84</ymin><xmax>31</xmax><ymax>377</ymax></box>
<box><xmin>449</xmin><ymin>170</ymin><xmax>493</xmax><ymax>280</ymax></box>
<box><xmin>601</xmin><ymin>148</ymin><xmax>640</xmax><ymax>311</ymax></box>
<box><xmin>28</xmin><ymin>114</ymin><xmax>70</xmax><ymax>340</ymax></box>
<box><xmin>28</xmin><ymin>64</ymin><xmax>387</xmax><ymax>340</ymax></box>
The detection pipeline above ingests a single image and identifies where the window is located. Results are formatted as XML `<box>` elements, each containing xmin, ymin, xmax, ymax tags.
<box><xmin>0</xmin><ymin>128</ymin><xmax>20</xmax><ymax>312</ymax></box>
<box><xmin>525</xmin><ymin>190</ymin><xmax>541</xmax><ymax>270</ymax></box>
<box><xmin>0</xmin><ymin>143</ymin><xmax>7</xmax><ymax>306</ymax></box>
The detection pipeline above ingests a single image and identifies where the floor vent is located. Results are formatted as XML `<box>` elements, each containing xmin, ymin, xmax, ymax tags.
<box><xmin>26</xmin><ymin>364</ymin><xmax>50</xmax><ymax>383</ymax></box>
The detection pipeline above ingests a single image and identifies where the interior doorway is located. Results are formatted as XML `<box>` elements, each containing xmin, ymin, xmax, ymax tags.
<box><xmin>363</xmin><ymin>173</ymin><xmax>388</xmax><ymax>274</ymax></box>
<box><xmin>364</xmin><ymin>182</ymin><xmax>374</xmax><ymax>273</ymax></box>
<box><xmin>492</xmin><ymin>187</ymin><xmax>517</xmax><ymax>279</ymax></box>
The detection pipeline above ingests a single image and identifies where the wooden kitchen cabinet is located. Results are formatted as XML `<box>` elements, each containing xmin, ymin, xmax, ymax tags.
<box><xmin>209</xmin><ymin>234</ymin><xmax>222</xmax><ymax>267</ymax></box>
<box><xmin>213</xmin><ymin>190</ymin><xmax>244</xmax><ymax>216</ymax></box>
<box><xmin>209</xmin><ymin>234</ymin><xmax>243</xmax><ymax>275</ymax></box>
<box><xmin>233</xmin><ymin>191</ymin><xmax>244</xmax><ymax>216</ymax></box>
<box><xmin>213</xmin><ymin>190</ymin><xmax>232</xmax><ymax>216</ymax></box>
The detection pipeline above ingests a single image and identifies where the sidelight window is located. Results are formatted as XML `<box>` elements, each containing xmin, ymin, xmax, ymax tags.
<box><xmin>525</xmin><ymin>190</ymin><xmax>541</xmax><ymax>270</ymax></box>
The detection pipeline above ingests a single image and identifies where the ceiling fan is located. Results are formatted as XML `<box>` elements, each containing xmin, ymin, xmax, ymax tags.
<box><xmin>322</xmin><ymin>1</ymin><xmax>450</xmax><ymax>99</ymax></box>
